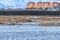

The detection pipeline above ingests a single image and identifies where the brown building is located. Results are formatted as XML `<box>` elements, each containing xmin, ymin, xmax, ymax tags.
<box><xmin>26</xmin><ymin>2</ymin><xmax>58</xmax><ymax>9</ymax></box>
<box><xmin>34</xmin><ymin>2</ymin><xmax>42</xmax><ymax>9</ymax></box>
<box><xmin>48</xmin><ymin>2</ymin><xmax>58</xmax><ymax>8</ymax></box>
<box><xmin>58</xmin><ymin>3</ymin><xmax>60</xmax><ymax>5</ymax></box>
<box><xmin>26</xmin><ymin>2</ymin><xmax>34</xmax><ymax>9</ymax></box>
<box><xmin>42</xmin><ymin>2</ymin><xmax>49</xmax><ymax>9</ymax></box>
<box><xmin>53</xmin><ymin>2</ymin><xmax>58</xmax><ymax>6</ymax></box>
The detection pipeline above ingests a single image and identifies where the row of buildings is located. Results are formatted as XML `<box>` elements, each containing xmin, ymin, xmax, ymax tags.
<box><xmin>26</xmin><ymin>2</ymin><xmax>60</xmax><ymax>9</ymax></box>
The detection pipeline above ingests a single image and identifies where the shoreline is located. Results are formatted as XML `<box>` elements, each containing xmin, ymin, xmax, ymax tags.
<box><xmin>0</xmin><ymin>16</ymin><xmax>59</xmax><ymax>26</ymax></box>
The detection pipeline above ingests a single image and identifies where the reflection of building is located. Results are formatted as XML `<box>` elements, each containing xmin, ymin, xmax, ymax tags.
<box><xmin>26</xmin><ymin>2</ymin><xmax>58</xmax><ymax>9</ymax></box>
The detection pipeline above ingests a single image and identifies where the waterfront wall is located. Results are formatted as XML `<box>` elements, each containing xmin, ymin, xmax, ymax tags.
<box><xmin>0</xmin><ymin>11</ymin><xmax>60</xmax><ymax>15</ymax></box>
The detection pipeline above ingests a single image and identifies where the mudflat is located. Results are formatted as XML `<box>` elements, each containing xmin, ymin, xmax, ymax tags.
<box><xmin>0</xmin><ymin>15</ymin><xmax>60</xmax><ymax>26</ymax></box>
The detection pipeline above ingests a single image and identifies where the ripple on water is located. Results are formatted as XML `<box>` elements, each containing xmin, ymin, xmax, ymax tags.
<box><xmin>0</xmin><ymin>31</ymin><xmax>60</xmax><ymax>40</ymax></box>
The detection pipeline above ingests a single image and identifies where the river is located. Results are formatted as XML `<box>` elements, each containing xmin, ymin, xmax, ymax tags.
<box><xmin>0</xmin><ymin>22</ymin><xmax>60</xmax><ymax>40</ymax></box>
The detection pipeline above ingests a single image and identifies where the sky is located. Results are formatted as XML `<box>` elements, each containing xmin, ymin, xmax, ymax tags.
<box><xmin>0</xmin><ymin>0</ymin><xmax>60</xmax><ymax>9</ymax></box>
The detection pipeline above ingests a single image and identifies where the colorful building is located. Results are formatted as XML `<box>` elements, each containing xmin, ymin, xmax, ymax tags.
<box><xmin>26</xmin><ymin>2</ymin><xmax>58</xmax><ymax>9</ymax></box>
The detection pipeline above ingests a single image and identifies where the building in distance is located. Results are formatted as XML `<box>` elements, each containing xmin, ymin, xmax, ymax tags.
<box><xmin>26</xmin><ymin>2</ymin><xmax>58</xmax><ymax>9</ymax></box>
